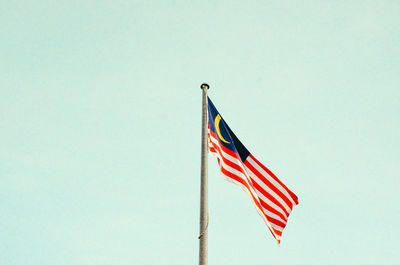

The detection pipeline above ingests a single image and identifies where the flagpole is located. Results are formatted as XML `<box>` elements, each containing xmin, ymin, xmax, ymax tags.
<box><xmin>199</xmin><ymin>83</ymin><xmax>209</xmax><ymax>265</ymax></box>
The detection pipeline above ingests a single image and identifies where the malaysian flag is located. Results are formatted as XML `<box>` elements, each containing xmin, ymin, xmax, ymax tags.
<box><xmin>207</xmin><ymin>97</ymin><xmax>299</xmax><ymax>243</ymax></box>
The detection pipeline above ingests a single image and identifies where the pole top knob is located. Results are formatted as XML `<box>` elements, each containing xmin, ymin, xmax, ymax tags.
<box><xmin>201</xmin><ymin>83</ymin><xmax>209</xmax><ymax>90</ymax></box>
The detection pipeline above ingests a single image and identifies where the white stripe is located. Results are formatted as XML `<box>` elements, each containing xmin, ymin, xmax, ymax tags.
<box><xmin>247</xmin><ymin>156</ymin><xmax>296</xmax><ymax>205</ymax></box>
<box><xmin>245</xmin><ymin>164</ymin><xmax>293</xmax><ymax>213</ymax></box>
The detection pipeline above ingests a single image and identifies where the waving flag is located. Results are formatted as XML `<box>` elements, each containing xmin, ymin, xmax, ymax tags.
<box><xmin>207</xmin><ymin>97</ymin><xmax>298</xmax><ymax>243</ymax></box>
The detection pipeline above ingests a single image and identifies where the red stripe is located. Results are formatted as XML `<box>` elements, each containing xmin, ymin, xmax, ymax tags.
<box><xmin>245</xmin><ymin>160</ymin><xmax>294</xmax><ymax>209</ymax></box>
<box><xmin>272</xmin><ymin>228</ymin><xmax>282</xmax><ymax>237</ymax></box>
<box><xmin>264</xmin><ymin>215</ymin><xmax>286</xmax><ymax>228</ymax></box>
<box><xmin>250</xmin><ymin>154</ymin><xmax>298</xmax><ymax>205</ymax></box>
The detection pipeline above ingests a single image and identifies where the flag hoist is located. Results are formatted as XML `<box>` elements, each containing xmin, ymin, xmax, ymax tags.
<box><xmin>199</xmin><ymin>84</ymin><xmax>299</xmax><ymax>265</ymax></box>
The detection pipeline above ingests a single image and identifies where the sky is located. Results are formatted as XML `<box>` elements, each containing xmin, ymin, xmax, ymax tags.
<box><xmin>1</xmin><ymin>1</ymin><xmax>400</xmax><ymax>264</ymax></box>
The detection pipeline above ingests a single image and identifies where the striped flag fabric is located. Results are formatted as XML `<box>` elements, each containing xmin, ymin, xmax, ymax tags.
<box><xmin>207</xmin><ymin>97</ymin><xmax>298</xmax><ymax>243</ymax></box>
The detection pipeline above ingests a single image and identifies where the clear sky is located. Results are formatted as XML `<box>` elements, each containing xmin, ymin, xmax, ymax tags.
<box><xmin>1</xmin><ymin>1</ymin><xmax>399</xmax><ymax>264</ymax></box>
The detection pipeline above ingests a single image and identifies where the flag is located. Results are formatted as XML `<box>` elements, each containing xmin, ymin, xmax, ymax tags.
<box><xmin>207</xmin><ymin>97</ymin><xmax>299</xmax><ymax>243</ymax></box>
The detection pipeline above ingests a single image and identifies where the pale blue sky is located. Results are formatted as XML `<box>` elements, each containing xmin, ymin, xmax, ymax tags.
<box><xmin>1</xmin><ymin>1</ymin><xmax>399</xmax><ymax>264</ymax></box>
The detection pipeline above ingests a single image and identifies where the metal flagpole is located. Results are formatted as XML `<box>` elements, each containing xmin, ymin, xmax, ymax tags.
<box><xmin>199</xmin><ymin>83</ymin><xmax>209</xmax><ymax>265</ymax></box>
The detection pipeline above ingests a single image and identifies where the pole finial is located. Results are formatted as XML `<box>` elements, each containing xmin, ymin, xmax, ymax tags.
<box><xmin>201</xmin><ymin>83</ymin><xmax>209</xmax><ymax>90</ymax></box>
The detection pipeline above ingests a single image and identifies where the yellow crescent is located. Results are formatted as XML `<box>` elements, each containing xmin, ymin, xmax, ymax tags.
<box><xmin>215</xmin><ymin>114</ymin><xmax>230</xmax><ymax>144</ymax></box>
